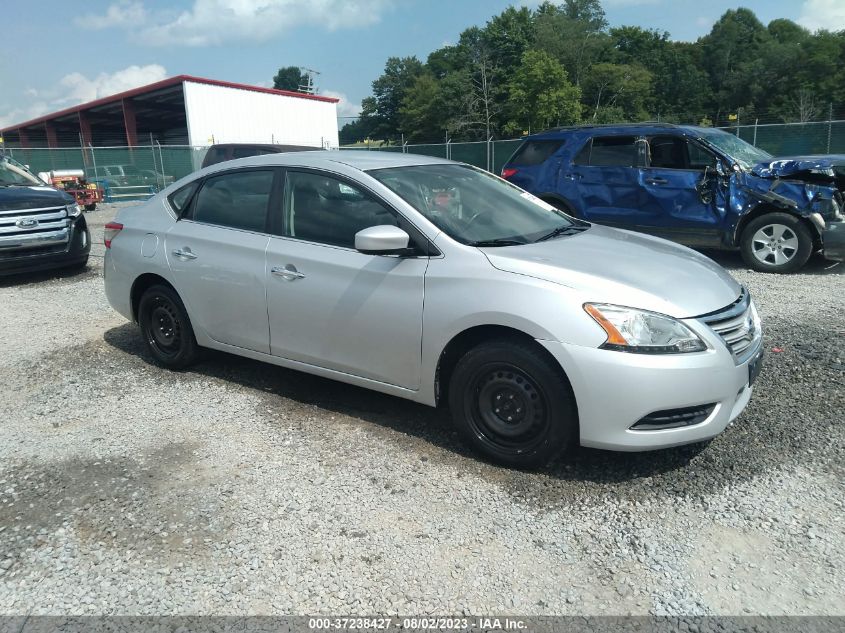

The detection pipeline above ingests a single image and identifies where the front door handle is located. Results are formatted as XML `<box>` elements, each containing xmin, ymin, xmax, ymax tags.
<box><xmin>563</xmin><ymin>173</ymin><xmax>581</xmax><ymax>181</ymax></box>
<box><xmin>271</xmin><ymin>265</ymin><xmax>306</xmax><ymax>281</ymax></box>
<box><xmin>172</xmin><ymin>248</ymin><xmax>197</xmax><ymax>260</ymax></box>
<box><xmin>645</xmin><ymin>177</ymin><xmax>668</xmax><ymax>185</ymax></box>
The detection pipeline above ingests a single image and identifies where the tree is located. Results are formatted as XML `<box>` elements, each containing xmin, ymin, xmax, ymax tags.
<box><xmin>700</xmin><ymin>8</ymin><xmax>771</xmax><ymax>119</ymax></box>
<box><xmin>582</xmin><ymin>62</ymin><xmax>653</xmax><ymax>121</ymax></box>
<box><xmin>399</xmin><ymin>73</ymin><xmax>448</xmax><ymax>142</ymax></box>
<box><xmin>273</xmin><ymin>66</ymin><xmax>305</xmax><ymax>91</ymax></box>
<box><xmin>533</xmin><ymin>2</ymin><xmax>610</xmax><ymax>86</ymax></box>
<box><xmin>366</xmin><ymin>56</ymin><xmax>425</xmax><ymax>140</ymax></box>
<box><xmin>505</xmin><ymin>50</ymin><xmax>582</xmax><ymax>135</ymax></box>
<box><xmin>482</xmin><ymin>6</ymin><xmax>535</xmax><ymax>72</ymax></box>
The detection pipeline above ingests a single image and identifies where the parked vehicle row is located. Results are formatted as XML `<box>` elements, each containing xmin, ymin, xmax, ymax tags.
<box><xmin>501</xmin><ymin>123</ymin><xmax>845</xmax><ymax>273</ymax></box>
<box><xmin>104</xmin><ymin>151</ymin><xmax>763</xmax><ymax>467</ymax></box>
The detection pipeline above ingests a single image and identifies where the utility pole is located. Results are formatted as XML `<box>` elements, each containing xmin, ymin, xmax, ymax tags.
<box><xmin>298</xmin><ymin>68</ymin><xmax>321</xmax><ymax>95</ymax></box>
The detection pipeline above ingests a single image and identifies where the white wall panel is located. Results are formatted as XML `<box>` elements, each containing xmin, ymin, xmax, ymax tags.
<box><xmin>183</xmin><ymin>81</ymin><xmax>339</xmax><ymax>148</ymax></box>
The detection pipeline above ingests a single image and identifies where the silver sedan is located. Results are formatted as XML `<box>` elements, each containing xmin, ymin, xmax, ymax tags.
<box><xmin>103</xmin><ymin>151</ymin><xmax>763</xmax><ymax>467</ymax></box>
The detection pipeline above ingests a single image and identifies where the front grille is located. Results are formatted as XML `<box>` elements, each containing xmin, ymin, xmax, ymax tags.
<box><xmin>698</xmin><ymin>288</ymin><xmax>760</xmax><ymax>364</ymax></box>
<box><xmin>0</xmin><ymin>205</ymin><xmax>70</xmax><ymax>251</ymax></box>
<box><xmin>631</xmin><ymin>404</ymin><xmax>717</xmax><ymax>430</ymax></box>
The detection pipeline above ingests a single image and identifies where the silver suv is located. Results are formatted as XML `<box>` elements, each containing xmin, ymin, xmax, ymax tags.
<box><xmin>103</xmin><ymin>152</ymin><xmax>763</xmax><ymax>467</ymax></box>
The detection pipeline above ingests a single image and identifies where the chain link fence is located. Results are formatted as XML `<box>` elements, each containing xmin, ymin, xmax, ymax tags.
<box><xmin>2</xmin><ymin>145</ymin><xmax>209</xmax><ymax>201</ymax></box>
<box><xmin>4</xmin><ymin>119</ymin><xmax>845</xmax><ymax>202</ymax></box>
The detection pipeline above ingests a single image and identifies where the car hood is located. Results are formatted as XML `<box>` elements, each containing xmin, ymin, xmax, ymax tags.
<box><xmin>480</xmin><ymin>225</ymin><xmax>741</xmax><ymax>318</ymax></box>
<box><xmin>0</xmin><ymin>184</ymin><xmax>72</xmax><ymax>211</ymax></box>
<box><xmin>751</xmin><ymin>154</ymin><xmax>845</xmax><ymax>178</ymax></box>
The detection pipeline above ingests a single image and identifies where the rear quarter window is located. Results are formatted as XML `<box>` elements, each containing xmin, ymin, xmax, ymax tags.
<box><xmin>509</xmin><ymin>140</ymin><xmax>565</xmax><ymax>166</ymax></box>
<box><xmin>168</xmin><ymin>181</ymin><xmax>199</xmax><ymax>215</ymax></box>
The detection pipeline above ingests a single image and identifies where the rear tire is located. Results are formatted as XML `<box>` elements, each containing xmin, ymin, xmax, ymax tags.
<box><xmin>448</xmin><ymin>339</ymin><xmax>577</xmax><ymax>468</ymax></box>
<box><xmin>739</xmin><ymin>212</ymin><xmax>813</xmax><ymax>273</ymax></box>
<box><xmin>84</xmin><ymin>203</ymin><xmax>97</xmax><ymax>211</ymax></box>
<box><xmin>138</xmin><ymin>284</ymin><xmax>198</xmax><ymax>369</ymax></box>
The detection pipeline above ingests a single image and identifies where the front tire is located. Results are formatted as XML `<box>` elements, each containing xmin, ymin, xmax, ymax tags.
<box><xmin>448</xmin><ymin>339</ymin><xmax>577</xmax><ymax>468</ymax></box>
<box><xmin>138</xmin><ymin>284</ymin><xmax>198</xmax><ymax>369</ymax></box>
<box><xmin>740</xmin><ymin>212</ymin><xmax>813</xmax><ymax>273</ymax></box>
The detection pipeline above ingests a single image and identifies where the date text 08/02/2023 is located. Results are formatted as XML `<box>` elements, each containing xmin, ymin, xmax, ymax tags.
<box><xmin>308</xmin><ymin>617</ymin><xmax>529</xmax><ymax>630</ymax></box>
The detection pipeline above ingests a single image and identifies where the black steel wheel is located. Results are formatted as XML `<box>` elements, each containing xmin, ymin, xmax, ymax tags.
<box><xmin>449</xmin><ymin>339</ymin><xmax>577</xmax><ymax>468</ymax></box>
<box><xmin>138</xmin><ymin>284</ymin><xmax>198</xmax><ymax>368</ymax></box>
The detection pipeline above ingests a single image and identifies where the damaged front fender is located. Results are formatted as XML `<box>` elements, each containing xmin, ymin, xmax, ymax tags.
<box><xmin>725</xmin><ymin>171</ymin><xmax>839</xmax><ymax>247</ymax></box>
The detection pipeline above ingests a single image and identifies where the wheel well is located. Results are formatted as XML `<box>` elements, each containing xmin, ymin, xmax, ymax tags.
<box><xmin>435</xmin><ymin>325</ymin><xmax>570</xmax><ymax>407</ymax></box>
<box><xmin>734</xmin><ymin>205</ymin><xmax>822</xmax><ymax>249</ymax></box>
<box><xmin>130</xmin><ymin>273</ymin><xmax>176</xmax><ymax>322</ymax></box>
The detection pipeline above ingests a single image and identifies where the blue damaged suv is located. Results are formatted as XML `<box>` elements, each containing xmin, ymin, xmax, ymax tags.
<box><xmin>501</xmin><ymin>123</ymin><xmax>845</xmax><ymax>273</ymax></box>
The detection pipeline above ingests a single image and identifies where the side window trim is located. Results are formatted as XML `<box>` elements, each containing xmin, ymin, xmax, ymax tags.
<box><xmin>275</xmin><ymin>166</ymin><xmax>439</xmax><ymax>256</ymax></box>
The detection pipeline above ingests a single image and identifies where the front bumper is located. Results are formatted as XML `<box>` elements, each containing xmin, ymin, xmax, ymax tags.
<box><xmin>539</xmin><ymin>326</ymin><xmax>762</xmax><ymax>451</ymax></box>
<box><xmin>0</xmin><ymin>216</ymin><xmax>90</xmax><ymax>276</ymax></box>
<box><xmin>822</xmin><ymin>219</ymin><xmax>845</xmax><ymax>261</ymax></box>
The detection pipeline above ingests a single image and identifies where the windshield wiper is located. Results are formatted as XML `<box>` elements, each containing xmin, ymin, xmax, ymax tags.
<box><xmin>534</xmin><ymin>225</ymin><xmax>588</xmax><ymax>243</ymax></box>
<box><xmin>468</xmin><ymin>238</ymin><xmax>527</xmax><ymax>247</ymax></box>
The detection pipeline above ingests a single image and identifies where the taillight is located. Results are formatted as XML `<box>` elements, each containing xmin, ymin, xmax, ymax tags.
<box><xmin>104</xmin><ymin>222</ymin><xmax>123</xmax><ymax>248</ymax></box>
<box><xmin>501</xmin><ymin>167</ymin><xmax>518</xmax><ymax>179</ymax></box>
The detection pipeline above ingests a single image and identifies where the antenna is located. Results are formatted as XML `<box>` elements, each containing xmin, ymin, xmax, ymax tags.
<box><xmin>298</xmin><ymin>67</ymin><xmax>320</xmax><ymax>95</ymax></box>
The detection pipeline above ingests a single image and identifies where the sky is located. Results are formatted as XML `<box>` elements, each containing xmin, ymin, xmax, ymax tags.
<box><xmin>2</xmin><ymin>0</ymin><xmax>844</xmax><ymax>130</ymax></box>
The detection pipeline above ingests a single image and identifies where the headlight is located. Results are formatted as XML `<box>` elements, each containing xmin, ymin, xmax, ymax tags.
<box><xmin>584</xmin><ymin>303</ymin><xmax>707</xmax><ymax>354</ymax></box>
<box><xmin>66</xmin><ymin>203</ymin><xmax>82</xmax><ymax>218</ymax></box>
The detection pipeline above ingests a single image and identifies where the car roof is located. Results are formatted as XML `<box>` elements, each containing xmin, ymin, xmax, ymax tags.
<box><xmin>524</xmin><ymin>123</ymin><xmax>710</xmax><ymax>141</ymax></box>
<box><xmin>207</xmin><ymin>149</ymin><xmax>454</xmax><ymax>173</ymax></box>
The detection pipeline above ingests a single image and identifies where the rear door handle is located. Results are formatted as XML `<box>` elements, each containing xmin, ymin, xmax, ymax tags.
<box><xmin>271</xmin><ymin>265</ymin><xmax>306</xmax><ymax>281</ymax></box>
<box><xmin>645</xmin><ymin>177</ymin><xmax>668</xmax><ymax>185</ymax></box>
<box><xmin>172</xmin><ymin>248</ymin><xmax>197</xmax><ymax>260</ymax></box>
<box><xmin>563</xmin><ymin>173</ymin><xmax>580</xmax><ymax>181</ymax></box>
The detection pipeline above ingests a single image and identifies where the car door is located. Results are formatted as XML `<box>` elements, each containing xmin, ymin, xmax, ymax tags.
<box><xmin>637</xmin><ymin>135</ymin><xmax>723</xmax><ymax>246</ymax></box>
<box><xmin>165</xmin><ymin>168</ymin><xmax>278</xmax><ymax>353</ymax></box>
<box><xmin>265</xmin><ymin>169</ymin><xmax>428</xmax><ymax>390</ymax></box>
<box><xmin>569</xmin><ymin>135</ymin><xmax>645</xmax><ymax>225</ymax></box>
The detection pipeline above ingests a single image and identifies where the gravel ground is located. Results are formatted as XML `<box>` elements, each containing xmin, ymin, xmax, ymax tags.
<box><xmin>0</xmin><ymin>202</ymin><xmax>842</xmax><ymax>616</ymax></box>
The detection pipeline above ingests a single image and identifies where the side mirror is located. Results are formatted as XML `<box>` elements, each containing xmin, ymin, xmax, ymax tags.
<box><xmin>715</xmin><ymin>160</ymin><xmax>727</xmax><ymax>177</ymax></box>
<box><xmin>355</xmin><ymin>225</ymin><xmax>410</xmax><ymax>255</ymax></box>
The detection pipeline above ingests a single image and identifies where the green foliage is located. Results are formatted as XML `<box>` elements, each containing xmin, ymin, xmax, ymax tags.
<box><xmin>582</xmin><ymin>62</ymin><xmax>652</xmax><ymax>121</ymax></box>
<box><xmin>505</xmin><ymin>50</ymin><xmax>581</xmax><ymax>134</ymax></box>
<box><xmin>272</xmin><ymin>66</ymin><xmax>305</xmax><ymax>92</ymax></box>
<box><xmin>336</xmin><ymin>3</ymin><xmax>845</xmax><ymax>144</ymax></box>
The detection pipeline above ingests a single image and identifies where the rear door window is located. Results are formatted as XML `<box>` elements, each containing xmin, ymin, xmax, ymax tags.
<box><xmin>585</xmin><ymin>136</ymin><xmax>638</xmax><ymax>167</ymax></box>
<box><xmin>190</xmin><ymin>170</ymin><xmax>274</xmax><ymax>233</ymax></box>
<box><xmin>509</xmin><ymin>140</ymin><xmax>564</xmax><ymax>166</ymax></box>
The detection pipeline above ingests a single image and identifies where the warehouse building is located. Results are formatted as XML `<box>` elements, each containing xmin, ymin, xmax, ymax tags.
<box><xmin>0</xmin><ymin>75</ymin><xmax>340</xmax><ymax>149</ymax></box>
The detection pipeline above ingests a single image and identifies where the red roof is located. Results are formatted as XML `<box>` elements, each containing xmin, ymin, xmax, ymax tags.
<box><xmin>1</xmin><ymin>74</ymin><xmax>339</xmax><ymax>132</ymax></box>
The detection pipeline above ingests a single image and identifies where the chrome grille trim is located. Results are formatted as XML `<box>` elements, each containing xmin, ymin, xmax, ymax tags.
<box><xmin>698</xmin><ymin>288</ymin><xmax>761</xmax><ymax>364</ymax></box>
<box><xmin>0</xmin><ymin>205</ymin><xmax>70</xmax><ymax>248</ymax></box>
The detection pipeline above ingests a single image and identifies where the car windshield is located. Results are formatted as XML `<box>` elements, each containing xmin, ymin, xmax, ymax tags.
<box><xmin>368</xmin><ymin>163</ymin><xmax>581</xmax><ymax>245</ymax></box>
<box><xmin>695</xmin><ymin>128</ymin><xmax>772</xmax><ymax>170</ymax></box>
<box><xmin>0</xmin><ymin>156</ymin><xmax>41</xmax><ymax>186</ymax></box>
